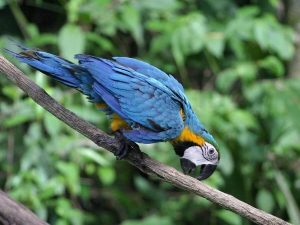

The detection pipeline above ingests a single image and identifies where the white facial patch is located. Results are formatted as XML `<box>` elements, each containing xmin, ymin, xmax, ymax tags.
<box><xmin>182</xmin><ymin>143</ymin><xmax>219</xmax><ymax>166</ymax></box>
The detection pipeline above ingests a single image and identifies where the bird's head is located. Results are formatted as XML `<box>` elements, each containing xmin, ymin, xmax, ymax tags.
<box><xmin>174</xmin><ymin>141</ymin><xmax>219</xmax><ymax>180</ymax></box>
<box><xmin>180</xmin><ymin>142</ymin><xmax>219</xmax><ymax>180</ymax></box>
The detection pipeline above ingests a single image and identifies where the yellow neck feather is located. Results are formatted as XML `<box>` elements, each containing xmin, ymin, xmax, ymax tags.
<box><xmin>172</xmin><ymin>126</ymin><xmax>205</xmax><ymax>146</ymax></box>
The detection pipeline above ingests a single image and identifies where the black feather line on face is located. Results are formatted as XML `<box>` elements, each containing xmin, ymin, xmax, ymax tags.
<box><xmin>173</xmin><ymin>141</ymin><xmax>198</xmax><ymax>157</ymax></box>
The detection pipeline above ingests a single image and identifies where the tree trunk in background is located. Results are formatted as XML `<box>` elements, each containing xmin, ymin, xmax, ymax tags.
<box><xmin>287</xmin><ymin>0</ymin><xmax>300</xmax><ymax>78</ymax></box>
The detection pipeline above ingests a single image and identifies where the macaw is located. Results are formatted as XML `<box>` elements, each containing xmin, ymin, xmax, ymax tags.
<box><xmin>7</xmin><ymin>46</ymin><xmax>219</xmax><ymax>180</ymax></box>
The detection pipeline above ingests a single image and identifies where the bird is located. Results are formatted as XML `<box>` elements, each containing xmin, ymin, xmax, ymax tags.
<box><xmin>7</xmin><ymin>46</ymin><xmax>220</xmax><ymax>180</ymax></box>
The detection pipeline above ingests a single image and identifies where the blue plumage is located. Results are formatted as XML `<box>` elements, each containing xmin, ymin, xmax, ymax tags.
<box><xmin>75</xmin><ymin>54</ymin><xmax>184</xmax><ymax>142</ymax></box>
<box><xmin>7</xmin><ymin>47</ymin><xmax>217</xmax><ymax>147</ymax></box>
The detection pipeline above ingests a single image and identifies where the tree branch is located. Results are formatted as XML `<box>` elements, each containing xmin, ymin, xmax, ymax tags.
<box><xmin>0</xmin><ymin>55</ymin><xmax>291</xmax><ymax>225</ymax></box>
<box><xmin>0</xmin><ymin>190</ymin><xmax>49</xmax><ymax>225</ymax></box>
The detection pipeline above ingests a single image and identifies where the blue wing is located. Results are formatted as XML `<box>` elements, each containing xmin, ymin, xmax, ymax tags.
<box><xmin>113</xmin><ymin>57</ymin><xmax>184</xmax><ymax>93</ymax></box>
<box><xmin>76</xmin><ymin>54</ymin><xmax>184</xmax><ymax>143</ymax></box>
<box><xmin>108</xmin><ymin>57</ymin><xmax>217</xmax><ymax>146</ymax></box>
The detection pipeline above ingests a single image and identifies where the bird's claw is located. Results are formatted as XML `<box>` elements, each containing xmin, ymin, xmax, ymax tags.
<box><xmin>113</xmin><ymin>131</ymin><xmax>139</xmax><ymax>160</ymax></box>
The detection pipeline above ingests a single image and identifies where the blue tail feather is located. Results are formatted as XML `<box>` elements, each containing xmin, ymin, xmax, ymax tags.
<box><xmin>6</xmin><ymin>48</ymin><xmax>104</xmax><ymax>103</ymax></box>
<box><xmin>7</xmin><ymin>49</ymin><xmax>81</xmax><ymax>88</ymax></box>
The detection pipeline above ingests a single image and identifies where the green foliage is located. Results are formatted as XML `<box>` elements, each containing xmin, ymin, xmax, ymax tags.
<box><xmin>58</xmin><ymin>24</ymin><xmax>86</xmax><ymax>61</ymax></box>
<box><xmin>121</xmin><ymin>215</ymin><xmax>172</xmax><ymax>225</ymax></box>
<box><xmin>0</xmin><ymin>0</ymin><xmax>299</xmax><ymax>224</ymax></box>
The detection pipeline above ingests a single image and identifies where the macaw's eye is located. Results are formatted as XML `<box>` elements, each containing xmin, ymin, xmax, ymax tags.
<box><xmin>202</xmin><ymin>144</ymin><xmax>218</xmax><ymax>162</ymax></box>
<box><xmin>208</xmin><ymin>149</ymin><xmax>215</xmax><ymax>155</ymax></box>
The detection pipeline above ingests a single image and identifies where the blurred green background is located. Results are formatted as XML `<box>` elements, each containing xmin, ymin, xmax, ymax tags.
<box><xmin>0</xmin><ymin>0</ymin><xmax>300</xmax><ymax>224</ymax></box>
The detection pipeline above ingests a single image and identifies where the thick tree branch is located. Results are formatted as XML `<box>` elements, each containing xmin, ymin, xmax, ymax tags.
<box><xmin>0</xmin><ymin>55</ymin><xmax>291</xmax><ymax>225</ymax></box>
<box><xmin>0</xmin><ymin>190</ymin><xmax>48</xmax><ymax>225</ymax></box>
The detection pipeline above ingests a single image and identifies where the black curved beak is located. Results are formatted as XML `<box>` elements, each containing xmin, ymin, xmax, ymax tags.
<box><xmin>180</xmin><ymin>158</ymin><xmax>196</xmax><ymax>174</ymax></box>
<box><xmin>197</xmin><ymin>164</ymin><xmax>217</xmax><ymax>181</ymax></box>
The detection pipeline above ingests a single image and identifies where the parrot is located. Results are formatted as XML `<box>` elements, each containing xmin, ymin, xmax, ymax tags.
<box><xmin>7</xmin><ymin>46</ymin><xmax>220</xmax><ymax>180</ymax></box>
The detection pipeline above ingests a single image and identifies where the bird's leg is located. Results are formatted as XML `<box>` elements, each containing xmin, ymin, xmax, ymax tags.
<box><xmin>113</xmin><ymin>130</ymin><xmax>139</xmax><ymax>160</ymax></box>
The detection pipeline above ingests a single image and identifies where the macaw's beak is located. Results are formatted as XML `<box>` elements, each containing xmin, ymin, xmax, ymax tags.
<box><xmin>197</xmin><ymin>164</ymin><xmax>217</xmax><ymax>181</ymax></box>
<box><xmin>180</xmin><ymin>158</ymin><xmax>196</xmax><ymax>174</ymax></box>
<box><xmin>180</xmin><ymin>158</ymin><xmax>217</xmax><ymax>181</ymax></box>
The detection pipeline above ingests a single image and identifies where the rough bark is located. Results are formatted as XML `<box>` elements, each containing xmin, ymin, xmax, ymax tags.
<box><xmin>0</xmin><ymin>55</ymin><xmax>291</xmax><ymax>225</ymax></box>
<box><xmin>0</xmin><ymin>190</ymin><xmax>48</xmax><ymax>225</ymax></box>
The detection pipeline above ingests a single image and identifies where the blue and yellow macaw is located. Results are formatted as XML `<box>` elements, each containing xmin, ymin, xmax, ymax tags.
<box><xmin>8</xmin><ymin>46</ymin><xmax>219</xmax><ymax>180</ymax></box>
